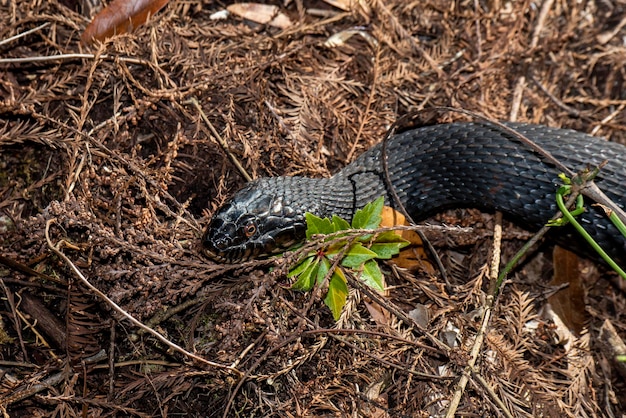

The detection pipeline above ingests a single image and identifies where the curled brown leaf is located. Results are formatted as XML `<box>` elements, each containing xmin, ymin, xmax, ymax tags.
<box><xmin>81</xmin><ymin>0</ymin><xmax>169</xmax><ymax>45</ymax></box>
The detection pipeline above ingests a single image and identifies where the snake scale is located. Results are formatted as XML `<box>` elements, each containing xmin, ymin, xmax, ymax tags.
<box><xmin>202</xmin><ymin>122</ymin><xmax>626</xmax><ymax>268</ymax></box>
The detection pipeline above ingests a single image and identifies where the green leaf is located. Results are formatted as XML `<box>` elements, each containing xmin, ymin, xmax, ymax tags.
<box><xmin>288</xmin><ymin>255</ymin><xmax>315</xmax><ymax>277</ymax></box>
<box><xmin>316</xmin><ymin>257</ymin><xmax>331</xmax><ymax>285</ymax></box>
<box><xmin>607</xmin><ymin>205</ymin><xmax>626</xmax><ymax>238</ymax></box>
<box><xmin>325</xmin><ymin>241</ymin><xmax>346</xmax><ymax>258</ymax></box>
<box><xmin>359</xmin><ymin>259</ymin><xmax>385</xmax><ymax>292</ymax></box>
<box><xmin>558</xmin><ymin>173</ymin><xmax>571</xmax><ymax>185</ymax></box>
<box><xmin>291</xmin><ymin>257</ymin><xmax>318</xmax><ymax>291</ymax></box>
<box><xmin>331</xmin><ymin>215</ymin><xmax>351</xmax><ymax>232</ymax></box>
<box><xmin>340</xmin><ymin>243</ymin><xmax>377</xmax><ymax>268</ymax></box>
<box><xmin>305</xmin><ymin>212</ymin><xmax>334</xmax><ymax>239</ymax></box>
<box><xmin>351</xmin><ymin>196</ymin><xmax>384</xmax><ymax>229</ymax></box>
<box><xmin>324</xmin><ymin>269</ymin><xmax>348</xmax><ymax>320</ymax></box>
<box><xmin>374</xmin><ymin>230</ymin><xmax>409</xmax><ymax>243</ymax></box>
<box><xmin>370</xmin><ymin>242</ymin><xmax>407</xmax><ymax>259</ymax></box>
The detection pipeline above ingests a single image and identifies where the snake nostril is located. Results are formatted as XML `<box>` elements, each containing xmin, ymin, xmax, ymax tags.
<box><xmin>214</xmin><ymin>238</ymin><xmax>230</xmax><ymax>250</ymax></box>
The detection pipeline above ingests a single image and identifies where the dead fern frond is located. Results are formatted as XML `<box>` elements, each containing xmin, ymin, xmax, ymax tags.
<box><xmin>502</xmin><ymin>287</ymin><xmax>539</xmax><ymax>349</ymax></box>
<box><xmin>66</xmin><ymin>279</ymin><xmax>104</xmax><ymax>366</ymax></box>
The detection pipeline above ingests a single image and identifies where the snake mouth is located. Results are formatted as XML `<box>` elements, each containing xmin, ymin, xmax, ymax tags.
<box><xmin>202</xmin><ymin>237</ymin><xmax>273</xmax><ymax>263</ymax></box>
<box><xmin>202</xmin><ymin>234</ymin><xmax>303</xmax><ymax>264</ymax></box>
<box><xmin>201</xmin><ymin>247</ymin><xmax>229</xmax><ymax>263</ymax></box>
<box><xmin>202</xmin><ymin>245</ymin><xmax>254</xmax><ymax>264</ymax></box>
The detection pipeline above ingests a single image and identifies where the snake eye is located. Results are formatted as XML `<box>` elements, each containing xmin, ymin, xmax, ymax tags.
<box><xmin>243</xmin><ymin>221</ymin><xmax>257</xmax><ymax>238</ymax></box>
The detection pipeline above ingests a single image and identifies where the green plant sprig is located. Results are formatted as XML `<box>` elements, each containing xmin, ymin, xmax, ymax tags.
<box><xmin>596</xmin><ymin>203</ymin><xmax>626</xmax><ymax>238</ymax></box>
<box><xmin>549</xmin><ymin>173</ymin><xmax>626</xmax><ymax>280</ymax></box>
<box><xmin>496</xmin><ymin>168</ymin><xmax>626</xmax><ymax>292</ymax></box>
<box><xmin>288</xmin><ymin>197</ymin><xmax>409</xmax><ymax>320</ymax></box>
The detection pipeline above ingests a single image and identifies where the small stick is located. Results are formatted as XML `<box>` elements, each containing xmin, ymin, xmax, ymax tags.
<box><xmin>510</xmin><ymin>0</ymin><xmax>554</xmax><ymax>121</ymax></box>
<box><xmin>471</xmin><ymin>373</ymin><xmax>515</xmax><ymax>418</ymax></box>
<box><xmin>185</xmin><ymin>98</ymin><xmax>252</xmax><ymax>182</ymax></box>
<box><xmin>445</xmin><ymin>212</ymin><xmax>510</xmax><ymax>418</ymax></box>
<box><xmin>0</xmin><ymin>53</ymin><xmax>150</xmax><ymax>65</ymax></box>
<box><xmin>528</xmin><ymin>73</ymin><xmax>581</xmax><ymax>117</ymax></box>
<box><xmin>0</xmin><ymin>22</ymin><xmax>50</xmax><ymax>47</ymax></box>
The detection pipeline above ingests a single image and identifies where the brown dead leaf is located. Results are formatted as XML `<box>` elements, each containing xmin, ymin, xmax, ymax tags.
<box><xmin>548</xmin><ymin>246</ymin><xmax>587</xmax><ymax>335</ymax></box>
<box><xmin>322</xmin><ymin>0</ymin><xmax>370</xmax><ymax>15</ymax></box>
<box><xmin>598</xmin><ymin>319</ymin><xmax>626</xmax><ymax>380</ymax></box>
<box><xmin>380</xmin><ymin>206</ymin><xmax>436</xmax><ymax>274</ymax></box>
<box><xmin>227</xmin><ymin>3</ymin><xmax>292</xmax><ymax>29</ymax></box>
<box><xmin>364</xmin><ymin>299</ymin><xmax>391</xmax><ymax>326</ymax></box>
<box><xmin>322</xmin><ymin>0</ymin><xmax>352</xmax><ymax>11</ymax></box>
<box><xmin>81</xmin><ymin>0</ymin><xmax>169</xmax><ymax>44</ymax></box>
<box><xmin>362</xmin><ymin>378</ymin><xmax>389</xmax><ymax>417</ymax></box>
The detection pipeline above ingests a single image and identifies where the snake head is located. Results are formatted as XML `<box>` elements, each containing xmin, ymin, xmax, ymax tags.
<box><xmin>202</xmin><ymin>179</ymin><xmax>309</xmax><ymax>263</ymax></box>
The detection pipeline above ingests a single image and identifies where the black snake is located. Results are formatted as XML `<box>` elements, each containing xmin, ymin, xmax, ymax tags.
<box><xmin>202</xmin><ymin>122</ymin><xmax>626</xmax><ymax>267</ymax></box>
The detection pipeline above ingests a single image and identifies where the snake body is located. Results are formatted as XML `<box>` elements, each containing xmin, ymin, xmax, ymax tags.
<box><xmin>202</xmin><ymin>122</ymin><xmax>626</xmax><ymax>266</ymax></box>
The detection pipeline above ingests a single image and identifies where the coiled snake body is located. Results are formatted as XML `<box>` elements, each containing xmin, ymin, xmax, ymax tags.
<box><xmin>202</xmin><ymin>122</ymin><xmax>626</xmax><ymax>266</ymax></box>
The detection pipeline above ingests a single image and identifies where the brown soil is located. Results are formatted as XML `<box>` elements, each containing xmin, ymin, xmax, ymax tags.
<box><xmin>1</xmin><ymin>0</ymin><xmax>626</xmax><ymax>416</ymax></box>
